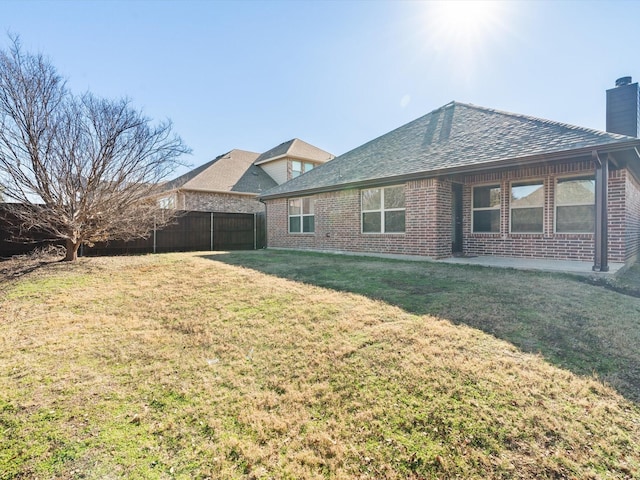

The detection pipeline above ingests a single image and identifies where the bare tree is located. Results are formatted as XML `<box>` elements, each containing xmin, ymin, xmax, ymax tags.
<box><xmin>0</xmin><ymin>38</ymin><xmax>189</xmax><ymax>261</ymax></box>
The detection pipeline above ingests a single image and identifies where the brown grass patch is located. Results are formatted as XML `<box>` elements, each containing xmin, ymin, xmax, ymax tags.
<box><xmin>1</xmin><ymin>252</ymin><xmax>639</xmax><ymax>479</ymax></box>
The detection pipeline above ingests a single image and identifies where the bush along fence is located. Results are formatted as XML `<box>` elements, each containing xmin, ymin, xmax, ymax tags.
<box><xmin>0</xmin><ymin>206</ymin><xmax>266</xmax><ymax>258</ymax></box>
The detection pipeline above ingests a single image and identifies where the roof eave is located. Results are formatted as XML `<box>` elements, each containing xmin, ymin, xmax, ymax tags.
<box><xmin>254</xmin><ymin>153</ymin><xmax>334</xmax><ymax>166</ymax></box>
<box><xmin>178</xmin><ymin>187</ymin><xmax>258</xmax><ymax>197</ymax></box>
<box><xmin>259</xmin><ymin>140</ymin><xmax>640</xmax><ymax>200</ymax></box>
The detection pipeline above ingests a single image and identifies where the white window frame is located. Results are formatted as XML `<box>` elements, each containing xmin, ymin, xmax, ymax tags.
<box><xmin>158</xmin><ymin>195</ymin><xmax>175</xmax><ymax>209</ymax></box>
<box><xmin>471</xmin><ymin>184</ymin><xmax>501</xmax><ymax>233</ymax></box>
<box><xmin>288</xmin><ymin>197</ymin><xmax>315</xmax><ymax>234</ymax></box>
<box><xmin>361</xmin><ymin>185</ymin><xmax>405</xmax><ymax>234</ymax></box>
<box><xmin>554</xmin><ymin>175</ymin><xmax>595</xmax><ymax>234</ymax></box>
<box><xmin>509</xmin><ymin>179</ymin><xmax>545</xmax><ymax>234</ymax></box>
<box><xmin>291</xmin><ymin>161</ymin><xmax>315</xmax><ymax>179</ymax></box>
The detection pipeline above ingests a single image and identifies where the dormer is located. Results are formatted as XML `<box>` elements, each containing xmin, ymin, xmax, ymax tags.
<box><xmin>254</xmin><ymin>138</ymin><xmax>335</xmax><ymax>185</ymax></box>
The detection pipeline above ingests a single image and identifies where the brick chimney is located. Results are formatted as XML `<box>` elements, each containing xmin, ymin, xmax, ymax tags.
<box><xmin>606</xmin><ymin>76</ymin><xmax>639</xmax><ymax>137</ymax></box>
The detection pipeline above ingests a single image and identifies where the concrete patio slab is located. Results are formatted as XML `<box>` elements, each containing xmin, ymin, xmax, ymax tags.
<box><xmin>438</xmin><ymin>255</ymin><xmax>626</xmax><ymax>276</ymax></box>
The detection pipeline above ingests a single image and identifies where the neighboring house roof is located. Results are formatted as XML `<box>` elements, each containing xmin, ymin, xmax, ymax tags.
<box><xmin>164</xmin><ymin>149</ymin><xmax>277</xmax><ymax>195</ymax></box>
<box><xmin>254</xmin><ymin>138</ymin><xmax>335</xmax><ymax>165</ymax></box>
<box><xmin>260</xmin><ymin>102</ymin><xmax>640</xmax><ymax>199</ymax></box>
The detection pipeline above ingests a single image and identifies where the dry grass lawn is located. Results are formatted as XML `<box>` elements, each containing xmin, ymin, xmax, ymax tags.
<box><xmin>1</xmin><ymin>251</ymin><xmax>639</xmax><ymax>479</ymax></box>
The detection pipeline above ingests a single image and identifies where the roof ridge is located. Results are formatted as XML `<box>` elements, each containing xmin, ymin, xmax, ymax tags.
<box><xmin>455</xmin><ymin>102</ymin><xmax>632</xmax><ymax>140</ymax></box>
<box><xmin>228</xmin><ymin>148</ymin><xmax>261</xmax><ymax>156</ymax></box>
<box><xmin>258</xmin><ymin>100</ymin><xmax>640</xmax><ymax>200</ymax></box>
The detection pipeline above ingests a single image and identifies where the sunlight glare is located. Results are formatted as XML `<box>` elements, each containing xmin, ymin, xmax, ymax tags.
<box><xmin>420</xmin><ymin>0</ymin><xmax>510</xmax><ymax>82</ymax></box>
<box><xmin>430</xmin><ymin>1</ymin><xmax>503</xmax><ymax>47</ymax></box>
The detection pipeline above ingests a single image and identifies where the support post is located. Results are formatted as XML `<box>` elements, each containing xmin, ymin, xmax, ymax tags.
<box><xmin>592</xmin><ymin>151</ymin><xmax>609</xmax><ymax>272</ymax></box>
<box><xmin>210</xmin><ymin>212</ymin><xmax>214</xmax><ymax>251</ymax></box>
<box><xmin>253</xmin><ymin>213</ymin><xmax>257</xmax><ymax>250</ymax></box>
<box><xmin>153</xmin><ymin>217</ymin><xmax>157</xmax><ymax>254</ymax></box>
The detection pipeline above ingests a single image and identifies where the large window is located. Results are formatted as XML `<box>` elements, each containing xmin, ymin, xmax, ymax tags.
<box><xmin>510</xmin><ymin>181</ymin><xmax>544</xmax><ymax>233</ymax></box>
<box><xmin>291</xmin><ymin>161</ymin><xmax>315</xmax><ymax>179</ymax></box>
<box><xmin>472</xmin><ymin>185</ymin><xmax>500</xmax><ymax>233</ymax></box>
<box><xmin>555</xmin><ymin>177</ymin><xmax>595</xmax><ymax>233</ymax></box>
<box><xmin>288</xmin><ymin>197</ymin><xmax>314</xmax><ymax>233</ymax></box>
<box><xmin>361</xmin><ymin>185</ymin><xmax>405</xmax><ymax>233</ymax></box>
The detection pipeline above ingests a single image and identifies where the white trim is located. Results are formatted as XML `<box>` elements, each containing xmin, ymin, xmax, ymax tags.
<box><xmin>361</xmin><ymin>185</ymin><xmax>406</xmax><ymax>234</ymax></box>
<box><xmin>509</xmin><ymin>179</ymin><xmax>545</xmax><ymax>234</ymax></box>
<box><xmin>291</xmin><ymin>160</ymin><xmax>316</xmax><ymax>179</ymax></box>
<box><xmin>554</xmin><ymin>175</ymin><xmax>595</xmax><ymax>234</ymax></box>
<box><xmin>471</xmin><ymin>183</ymin><xmax>501</xmax><ymax>233</ymax></box>
<box><xmin>288</xmin><ymin>196</ymin><xmax>315</xmax><ymax>234</ymax></box>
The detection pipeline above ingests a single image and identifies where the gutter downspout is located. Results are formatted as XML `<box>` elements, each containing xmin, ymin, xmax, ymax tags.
<box><xmin>592</xmin><ymin>151</ymin><xmax>609</xmax><ymax>272</ymax></box>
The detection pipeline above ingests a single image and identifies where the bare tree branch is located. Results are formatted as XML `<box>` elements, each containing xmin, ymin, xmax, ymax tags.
<box><xmin>0</xmin><ymin>36</ymin><xmax>190</xmax><ymax>260</ymax></box>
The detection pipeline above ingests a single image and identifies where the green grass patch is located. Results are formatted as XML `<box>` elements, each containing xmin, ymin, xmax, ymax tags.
<box><xmin>1</xmin><ymin>251</ymin><xmax>639</xmax><ymax>479</ymax></box>
<box><xmin>213</xmin><ymin>250</ymin><xmax>640</xmax><ymax>402</ymax></box>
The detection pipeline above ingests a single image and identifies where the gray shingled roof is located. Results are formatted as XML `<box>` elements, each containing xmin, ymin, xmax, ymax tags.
<box><xmin>254</xmin><ymin>138</ymin><xmax>334</xmax><ymax>165</ymax></box>
<box><xmin>260</xmin><ymin>102</ymin><xmax>640</xmax><ymax>199</ymax></box>
<box><xmin>164</xmin><ymin>149</ymin><xmax>277</xmax><ymax>194</ymax></box>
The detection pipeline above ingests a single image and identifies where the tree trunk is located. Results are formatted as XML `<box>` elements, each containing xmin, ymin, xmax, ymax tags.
<box><xmin>64</xmin><ymin>238</ymin><xmax>80</xmax><ymax>262</ymax></box>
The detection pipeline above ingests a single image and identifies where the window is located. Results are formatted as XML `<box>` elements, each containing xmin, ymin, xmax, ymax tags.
<box><xmin>288</xmin><ymin>197</ymin><xmax>314</xmax><ymax>233</ymax></box>
<box><xmin>291</xmin><ymin>161</ymin><xmax>315</xmax><ymax>179</ymax></box>
<box><xmin>510</xmin><ymin>181</ymin><xmax>544</xmax><ymax>233</ymax></box>
<box><xmin>472</xmin><ymin>185</ymin><xmax>500</xmax><ymax>233</ymax></box>
<box><xmin>555</xmin><ymin>177</ymin><xmax>595</xmax><ymax>233</ymax></box>
<box><xmin>158</xmin><ymin>195</ymin><xmax>175</xmax><ymax>209</ymax></box>
<box><xmin>361</xmin><ymin>185</ymin><xmax>405</xmax><ymax>233</ymax></box>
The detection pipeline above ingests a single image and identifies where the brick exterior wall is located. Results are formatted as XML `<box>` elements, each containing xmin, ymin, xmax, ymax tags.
<box><xmin>265</xmin><ymin>160</ymin><xmax>637</xmax><ymax>263</ymax></box>
<box><xmin>463</xmin><ymin>160</ymin><xmax>599</xmax><ymax>261</ymax></box>
<box><xmin>177</xmin><ymin>191</ymin><xmax>264</xmax><ymax>214</ymax></box>
<box><xmin>266</xmin><ymin>180</ymin><xmax>454</xmax><ymax>259</ymax></box>
<box><xmin>623</xmin><ymin>170</ymin><xmax>640</xmax><ymax>262</ymax></box>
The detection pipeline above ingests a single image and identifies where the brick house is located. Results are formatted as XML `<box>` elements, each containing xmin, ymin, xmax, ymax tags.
<box><xmin>260</xmin><ymin>79</ymin><xmax>640</xmax><ymax>271</ymax></box>
<box><xmin>160</xmin><ymin>139</ymin><xmax>334</xmax><ymax>214</ymax></box>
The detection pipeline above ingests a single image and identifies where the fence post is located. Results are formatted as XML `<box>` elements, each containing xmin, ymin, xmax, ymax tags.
<box><xmin>210</xmin><ymin>212</ymin><xmax>214</xmax><ymax>251</ymax></box>
<box><xmin>153</xmin><ymin>217</ymin><xmax>157</xmax><ymax>254</ymax></box>
<box><xmin>253</xmin><ymin>213</ymin><xmax>257</xmax><ymax>250</ymax></box>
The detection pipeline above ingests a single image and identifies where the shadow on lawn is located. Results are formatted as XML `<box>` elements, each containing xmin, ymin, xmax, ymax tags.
<box><xmin>0</xmin><ymin>252</ymin><xmax>64</xmax><ymax>282</ymax></box>
<box><xmin>204</xmin><ymin>251</ymin><xmax>640</xmax><ymax>403</ymax></box>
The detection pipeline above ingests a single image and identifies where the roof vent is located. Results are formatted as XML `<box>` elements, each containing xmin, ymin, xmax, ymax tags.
<box><xmin>615</xmin><ymin>76</ymin><xmax>632</xmax><ymax>87</ymax></box>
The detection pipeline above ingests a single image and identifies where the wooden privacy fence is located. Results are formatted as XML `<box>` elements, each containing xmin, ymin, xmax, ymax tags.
<box><xmin>0</xmin><ymin>207</ymin><xmax>266</xmax><ymax>258</ymax></box>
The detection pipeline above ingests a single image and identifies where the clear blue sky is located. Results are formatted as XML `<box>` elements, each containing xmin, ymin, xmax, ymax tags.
<box><xmin>2</xmin><ymin>0</ymin><xmax>638</xmax><ymax>177</ymax></box>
